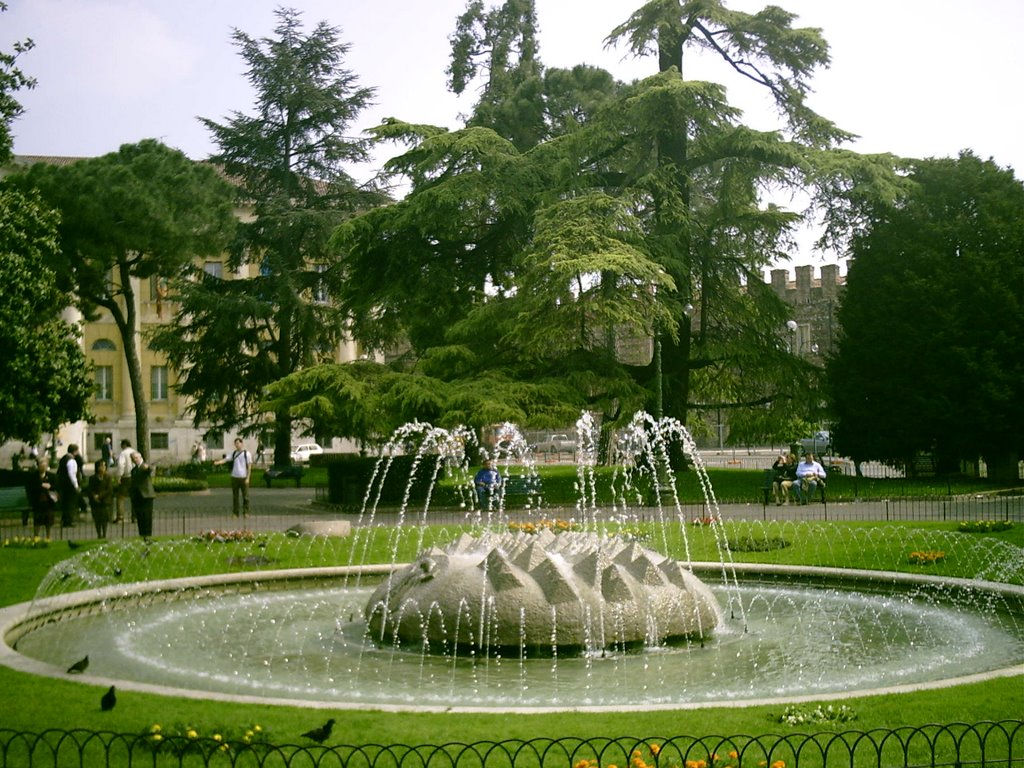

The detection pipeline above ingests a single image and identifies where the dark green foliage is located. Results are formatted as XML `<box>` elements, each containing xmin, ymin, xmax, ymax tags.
<box><xmin>0</xmin><ymin>3</ymin><xmax>34</xmax><ymax>162</ymax></box>
<box><xmin>829</xmin><ymin>152</ymin><xmax>1024</xmax><ymax>480</ymax></box>
<box><xmin>8</xmin><ymin>140</ymin><xmax>236</xmax><ymax>456</ymax></box>
<box><xmin>153</xmin><ymin>7</ymin><xmax>387</xmax><ymax>466</ymax></box>
<box><xmin>0</xmin><ymin>186</ymin><xmax>93</xmax><ymax>444</ymax></box>
<box><xmin>298</xmin><ymin>0</ymin><xmax>906</xmax><ymax>450</ymax></box>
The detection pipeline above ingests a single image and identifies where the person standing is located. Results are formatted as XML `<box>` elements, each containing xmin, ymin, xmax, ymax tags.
<box><xmin>87</xmin><ymin>459</ymin><xmax>114</xmax><ymax>538</ymax></box>
<box><xmin>114</xmin><ymin>439</ymin><xmax>133</xmax><ymax>523</ymax></box>
<box><xmin>215</xmin><ymin>438</ymin><xmax>253</xmax><ymax>518</ymax></box>
<box><xmin>129</xmin><ymin>451</ymin><xmax>156</xmax><ymax>538</ymax></box>
<box><xmin>101</xmin><ymin>436</ymin><xmax>114</xmax><ymax>468</ymax></box>
<box><xmin>25</xmin><ymin>459</ymin><xmax>57</xmax><ymax>539</ymax></box>
<box><xmin>56</xmin><ymin>444</ymin><xmax>82</xmax><ymax>528</ymax></box>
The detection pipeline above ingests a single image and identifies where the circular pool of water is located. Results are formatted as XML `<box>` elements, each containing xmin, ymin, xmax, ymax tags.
<box><xmin>4</xmin><ymin>566</ymin><xmax>1022</xmax><ymax>712</ymax></box>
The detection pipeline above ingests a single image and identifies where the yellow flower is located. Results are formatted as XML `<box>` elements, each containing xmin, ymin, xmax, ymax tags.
<box><xmin>772</xmin><ymin>762</ymin><xmax>786</xmax><ymax>768</ymax></box>
<box><xmin>186</xmin><ymin>729</ymin><xmax>198</xmax><ymax>739</ymax></box>
<box><xmin>650</xmin><ymin>744</ymin><xmax>661</xmax><ymax>756</ymax></box>
<box><xmin>213</xmin><ymin>733</ymin><xmax>223</xmax><ymax>742</ymax></box>
<box><xmin>151</xmin><ymin>734</ymin><xmax>162</xmax><ymax>743</ymax></box>
<box><xmin>728</xmin><ymin>752</ymin><xmax>739</xmax><ymax>761</ymax></box>
<box><xmin>150</xmin><ymin>724</ymin><xmax>161</xmax><ymax>734</ymax></box>
<box><xmin>219</xmin><ymin>743</ymin><xmax>230</xmax><ymax>752</ymax></box>
<box><xmin>253</xmin><ymin>725</ymin><xmax>262</xmax><ymax>732</ymax></box>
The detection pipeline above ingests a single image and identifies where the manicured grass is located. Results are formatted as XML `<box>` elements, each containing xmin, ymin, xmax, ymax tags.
<box><xmin>1</xmin><ymin>520</ymin><xmax>1021</xmax><ymax>753</ymax></box>
<box><xmin>200</xmin><ymin>461</ymin><xmax>1014</xmax><ymax>503</ymax></box>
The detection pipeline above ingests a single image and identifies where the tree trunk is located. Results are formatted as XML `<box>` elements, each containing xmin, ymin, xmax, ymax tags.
<box><xmin>114</xmin><ymin>263</ymin><xmax>150</xmax><ymax>458</ymax></box>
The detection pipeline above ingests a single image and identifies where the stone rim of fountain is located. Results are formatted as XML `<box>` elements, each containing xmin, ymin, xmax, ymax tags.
<box><xmin>2</xmin><ymin>563</ymin><xmax>1021</xmax><ymax>714</ymax></box>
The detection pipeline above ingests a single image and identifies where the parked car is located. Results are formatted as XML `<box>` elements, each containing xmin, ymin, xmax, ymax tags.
<box><xmin>289</xmin><ymin>443</ymin><xmax>324</xmax><ymax>463</ymax></box>
<box><xmin>533</xmin><ymin>433</ymin><xmax>576</xmax><ymax>453</ymax></box>
<box><xmin>798</xmin><ymin>430</ymin><xmax>831</xmax><ymax>455</ymax></box>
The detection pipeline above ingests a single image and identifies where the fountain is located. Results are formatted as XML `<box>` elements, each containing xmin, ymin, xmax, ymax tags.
<box><xmin>1</xmin><ymin>412</ymin><xmax>1022</xmax><ymax>711</ymax></box>
<box><xmin>365</xmin><ymin>529</ymin><xmax>722</xmax><ymax>652</ymax></box>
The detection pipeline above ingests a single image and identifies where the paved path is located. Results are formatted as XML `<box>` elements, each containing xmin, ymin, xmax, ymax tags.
<box><xmin>5</xmin><ymin>485</ymin><xmax>1019</xmax><ymax>544</ymax></box>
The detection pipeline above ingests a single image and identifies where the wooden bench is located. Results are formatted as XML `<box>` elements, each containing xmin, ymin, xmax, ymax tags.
<box><xmin>263</xmin><ymin>465</ymin><xmax>304</xmax><ymax>488</ymax></box>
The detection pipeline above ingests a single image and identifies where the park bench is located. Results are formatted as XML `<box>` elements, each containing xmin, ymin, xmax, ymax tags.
<box><xmin>0</xmin><ymin>485</ymin><xmax>30</xmax><ymax>522</ymax></box>
<box><xmin>760</xmin><ymin>469</ymin><xmax>826</xmax><ymax>507</ymax></box>
<box><xmin>263</xmin><ymin>465</ymin><xmax>304</xmax><ymax>488</ymax></box>
<box><xmin>502</xmin><ymin>474</ymin><xmax>541</xmax><ymax>502</ymax></box>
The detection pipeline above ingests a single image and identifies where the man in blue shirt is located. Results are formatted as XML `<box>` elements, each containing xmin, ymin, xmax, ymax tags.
<box><xmin>474</xmin><ymin>460</ymin><xmax>501</xmax><ymax>509</ymax></box>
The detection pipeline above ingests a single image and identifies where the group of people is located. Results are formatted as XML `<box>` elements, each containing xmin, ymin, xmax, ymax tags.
<box><xmin>24</xmin><ymin>439</ymin><xmax>155</xmax><ymax>540</ymax></box>
<box><xmin>770</xmin><ymin>452</ymin><xmax>827</xmax><ymax>505</ymax></box>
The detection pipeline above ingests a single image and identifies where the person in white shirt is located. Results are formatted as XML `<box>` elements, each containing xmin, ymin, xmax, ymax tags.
<box><xmin>114</xmin><ymin>439</ymin><xmax>134</xmax><ymax>523</ymax></box>
<box><xmin>215</xmin><ymin>438</ymin><xmax>253</xmax><ymax>518</ymax></box>
<box><xmin>56</xmin><ymin>444</ymin><xmax>82</xmax><ymax>527</ymax></box>
<box><xmin>794</xmin><ymin>453</ymin><xmax>827</xmax><ymax>505</ymax></box>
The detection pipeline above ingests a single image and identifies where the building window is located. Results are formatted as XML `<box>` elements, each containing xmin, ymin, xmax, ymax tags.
<box><xmin>204</xmin><ymin>261</ymin><xmax>223</xmax><ymax>279</ymax></box>
<box><xmin>151</xmin><ymin>366</ymin><xmax>168</xmax><ymax>401</ymax></box>
<box><xmin>92</xmin><ymin>338</ymin><xmax>117</xmax><ymax>351</ymax></box>
<box><xmin>95</xmin><ymin>366</ymin><xmax>114</xmax><ymax>400</ymax></box>
<box><xmin>151</xmin><ymin>432</ymin><xmax>169</xmax><ymax>450</ymax></box>
<box><xmin>149</xmin><ymin>276</ymin><xmax>169</xmax><ymax>301</ymax></box>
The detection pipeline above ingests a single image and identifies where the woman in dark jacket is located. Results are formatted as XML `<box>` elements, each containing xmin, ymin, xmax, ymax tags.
<box><xmin>129</xmin><ymin>452</ymin><xmax>156</xmax><ymax>538</ymax></box>
<box><xmin>87</xmin><ymin>459</ymin><xmax>115</xmax><ymax>538</ymax></box>
<box><xmin>25</xmin><ymin>459</ymin><xmax>57</xmax><ymax>539</ymax></box>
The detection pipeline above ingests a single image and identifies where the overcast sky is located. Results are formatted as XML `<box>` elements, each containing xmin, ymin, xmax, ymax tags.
<box><xmin>3</xmin><ymin>0</ymin><xmax>1022</xmax><ymax>266</ymax></box>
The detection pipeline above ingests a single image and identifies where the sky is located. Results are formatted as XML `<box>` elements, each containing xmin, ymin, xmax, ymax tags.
<box><xmin>3</xmin><ymin>0</ymin><xmax>1022</xmax><ymax>268</ymax></box>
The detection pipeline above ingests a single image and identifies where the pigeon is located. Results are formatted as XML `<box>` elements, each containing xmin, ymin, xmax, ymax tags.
<box><xmin>300</xmin><ymin>718</ymin><xmax>335</xmax><ymax>743</ymax></box>
<box><xmin>67</xmin><ymin>540</ymin><xmax>81</xmax><ymax>550</ymax></box>
<box><xmin>66</xmin><ymin>655</ymin><xmax>89</xmax><ymax>674</ymax></box>
<box><xmin>100</xmin><ymin>686</ymin><xmax>116</xmax><ymax>711</ymax></box>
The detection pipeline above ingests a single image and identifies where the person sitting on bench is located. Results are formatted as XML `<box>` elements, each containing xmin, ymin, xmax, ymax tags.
<box><xmin>794</xmin><ymin>453</ymin><xmax>827</xmax><ymax>504</ymax></box>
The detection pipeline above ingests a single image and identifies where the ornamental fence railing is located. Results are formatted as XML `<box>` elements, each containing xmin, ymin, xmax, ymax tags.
<box><xmin>2</xmin><ymin>494</ymin><xmax>1022</xmax><ymax>544</ymax></box>
<box><xmin>2</xmin><ymin>722</ymin><xmax>1022</xmax><ymax>768</ymax></box>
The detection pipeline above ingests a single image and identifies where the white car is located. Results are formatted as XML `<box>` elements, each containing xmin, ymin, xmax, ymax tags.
<box><xmin>533</xmin><ymin>433</ymin><xmax>576</xmax><ymax>453</ymax></box>
<box><xmin>289</xmin><ymin>443</ymin><xmax>324</xmax><ymax>463</ymax></box>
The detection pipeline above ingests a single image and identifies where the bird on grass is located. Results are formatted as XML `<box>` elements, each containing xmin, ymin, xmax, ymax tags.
<box><xmin>67</xmin><ymin>540</ymin><xmax>81</xmax><ymax>550</ymax></box>
<box><xmin>66</xmin><ymin>655</ymin><xmax>89</xmax><ymax>674</ymax></box>
<box><xmin>100</xmin><ymin>686</ymin><xmax>116</xmax><ymax>711</ymax></box>
<box><xmin>300</xmin><ymin>718</ymin><xmax>335</xmax><ymax>744</ymax></box>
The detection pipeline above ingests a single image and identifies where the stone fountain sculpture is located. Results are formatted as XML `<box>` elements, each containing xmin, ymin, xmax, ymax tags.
<box><xmin>365</xmin><ymin>528</ymin><xmax>722</xmax><ymax>652</ymax></box>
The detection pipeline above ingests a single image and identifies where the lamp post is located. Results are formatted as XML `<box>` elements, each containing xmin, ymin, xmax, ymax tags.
<box><xmin>786</xmin><ymin>320</ymin><xmax>818</xmax><ymax>357</ymax></box>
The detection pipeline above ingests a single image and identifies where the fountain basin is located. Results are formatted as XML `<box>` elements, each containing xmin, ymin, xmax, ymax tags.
<box><xmin>3</xmin><ymin>564</ymin><xmax>1021</xmax><ymax>712</ymax></box>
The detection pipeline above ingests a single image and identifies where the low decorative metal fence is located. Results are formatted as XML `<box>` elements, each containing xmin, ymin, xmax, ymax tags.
<box><xmin>1</xmin><ymin>722</ymin><xmax>1022</xmax><ymax>768</ymax></box>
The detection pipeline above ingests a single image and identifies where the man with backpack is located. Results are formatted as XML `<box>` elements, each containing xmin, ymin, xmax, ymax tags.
<box><xmin>214</xmin><ymin>438</ymin><xmax>253</xmax><ymax>518</ymax></box>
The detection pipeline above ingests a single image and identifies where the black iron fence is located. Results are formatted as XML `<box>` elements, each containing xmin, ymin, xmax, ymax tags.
<box><xmin>2</xmin><ymin>722</ymin><xmax>1022</xmax><ymax>768</ymax></box>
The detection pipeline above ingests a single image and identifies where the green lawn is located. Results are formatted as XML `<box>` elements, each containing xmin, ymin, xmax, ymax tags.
<box><xmin>191</xmin><ymin>461</ymin><xmax>1015</xmax><ymax>505</ymax></box>
<box><xmin>1</xmin><ymin>516</ymin><xmax>1021</xmax><ymax>758</ymax></box>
